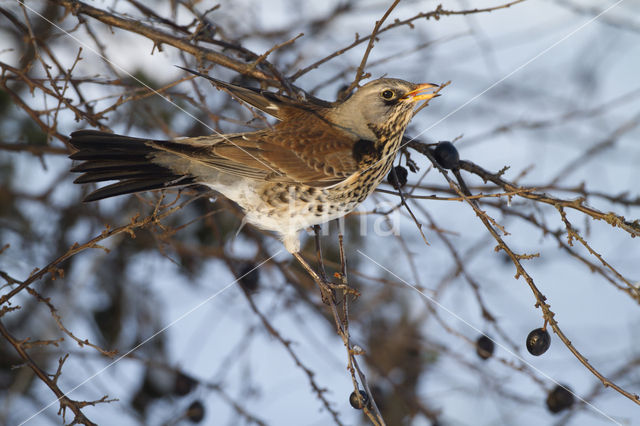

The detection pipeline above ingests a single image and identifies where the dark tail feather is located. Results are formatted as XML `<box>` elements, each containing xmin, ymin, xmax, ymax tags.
<box><xmin>69</xmin><ymin>130</ymin><xmax>195</xmax><ymax>202</ymax></box>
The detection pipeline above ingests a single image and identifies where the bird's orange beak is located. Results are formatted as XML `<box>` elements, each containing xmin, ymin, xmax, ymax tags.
<box><xmin>402</xmin><ymin>83</ymin><xmax>439</xmax><ymax>102</ymax></box>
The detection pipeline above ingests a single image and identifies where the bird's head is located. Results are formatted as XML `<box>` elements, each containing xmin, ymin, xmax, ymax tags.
<box><xmin>330</xmin><ymin>78</ymin><xmax>439</xmax><ymax>141</ymax></box>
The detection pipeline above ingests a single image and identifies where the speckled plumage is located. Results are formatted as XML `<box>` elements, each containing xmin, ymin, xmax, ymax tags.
<box><xmin>69</xmin><ymin>75</ymin><xmax>438</xmax><ymax>252</ymax></box>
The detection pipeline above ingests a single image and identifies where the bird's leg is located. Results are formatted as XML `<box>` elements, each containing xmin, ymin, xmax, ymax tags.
<box><xmin>313</xmin><ymin>225</ymin><xmax>328</xmax><ymax>281</ymax></box>
<box><xmin>292</xmin><ymin>252</ymin><xmax>336</xmax><ymax>304</ymax></box>
<box><xmin>338</xmin><ymin>233</ymin><xmax>347</xmax><ymax>281</ymax></box>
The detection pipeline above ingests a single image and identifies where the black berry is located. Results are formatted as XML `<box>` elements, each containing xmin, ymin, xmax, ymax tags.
<box><xmin>476</xmin><ymin>335</ymin><xmax>494</xmax><ymax>360</ymax></box>
<box><xmin>352</xmin><ymin>139</ymin><xmax>378</xmax><ymax>163</ymax></box>
<box><xmin>338</xmin><ymin>84</ymin><xmax>353</xmax><ymax>100</ymax></box>
<box><xmin>349</xmin><ymin>390</ymin><xmax>369</xmax><ymax>409</ymax></box>
<box><xmin>238</xmin><ymin>263</ymin><xmax>259</xmax><ymax>292</ymax></box>
<box><xmin>387</xmin><ymin>165</ymin><xmax>408</xmax><ymax>189</ymax></box>
<box><xmin>546</xmin><ymin>384</ymin><xmax>574</xmax><ymax>414</ymax></box>
<box><xmin>174</xmin><ymin>372</ymin><xmax>197</xmax><ymax>396</ymax></box>
<box><xmin>526</xmin><ymin>328</ymin><xmax>551</xmax><ymax>356</ymax></box>
<box><xmin>186</xmin><ymin>400</ymin><xmax>205</xmax><ymax>423</ymax></box>
<box><xmin>433</xmin><ymin>141</ymin><xmax>459</xmax><ymax>169</ymax></box>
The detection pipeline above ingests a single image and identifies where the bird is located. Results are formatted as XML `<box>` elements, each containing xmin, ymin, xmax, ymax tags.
<box><xmin>69</xmin><ymin>73</ymin><xmax>439</xmax><ymax>253</ymax></box>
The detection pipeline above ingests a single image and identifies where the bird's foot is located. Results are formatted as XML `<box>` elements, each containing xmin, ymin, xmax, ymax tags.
<box><xmin>330</xmin><ymin>272</ymin><xmax>360</xmax><ymax>298</ymax></box>
<box><xmin>318</xmin><ymin>280</ymin><xmax>360</xmax><ymax>305</ymax></box>
<box><xmin>293</xmin><ymin>252</ymin><xmax>356</xmax><ymax>305</ymax></box>
<box><xmin>317</xmin><ymin>281</ymin><xmax>336</xmax><ymax>305</ymax></box>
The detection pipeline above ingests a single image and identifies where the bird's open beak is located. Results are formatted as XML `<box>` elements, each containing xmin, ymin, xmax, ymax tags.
<box><xmin>402</xmin><ymin>83</ymin><xmax>440</xmax><ymax>102</ymax></box>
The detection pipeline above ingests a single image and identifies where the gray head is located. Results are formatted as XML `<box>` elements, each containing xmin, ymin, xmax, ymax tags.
<box><xmin>329</xmin><ymin>78</ymin><xmax>438</xmax><ymax>141</ymax></box>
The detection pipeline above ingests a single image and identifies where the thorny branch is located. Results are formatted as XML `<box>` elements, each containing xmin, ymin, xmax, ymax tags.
<box><xmin>51</xmin><ymin>0</ymin><xmax>275</xmax><ymax>83</ymax></box>
<box><xmin>290</xmin><ymin>0</ymin><xmax>526</xmax><ymax>81</ymax></box>
<box><xmin>407</xmin><ymin>139</ymin><xmax>640</xmax><ymax>406</ymax></box>
<box><xmin>0</xmin><ymin>321</ymin><xmax>114</xmax><ymax>426</ymax></box>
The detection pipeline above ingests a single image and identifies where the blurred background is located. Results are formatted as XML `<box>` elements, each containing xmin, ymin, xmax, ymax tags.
<box><xmin>1</xmin><ymin>0</ymin><xmax>639</xmax><ymax>425</ymax></box>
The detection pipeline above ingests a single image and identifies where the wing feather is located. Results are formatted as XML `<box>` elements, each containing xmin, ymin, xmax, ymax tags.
<box><xmin>147</xmin><ymin>113</ymin><xmax>361</xmax><ymax>188</ymax></box>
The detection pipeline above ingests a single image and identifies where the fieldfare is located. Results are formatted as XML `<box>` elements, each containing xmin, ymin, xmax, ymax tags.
<box><xmin>69</xmin><ymin>74</ymin><xmax>439</xmax><ymax>253</ymax></box>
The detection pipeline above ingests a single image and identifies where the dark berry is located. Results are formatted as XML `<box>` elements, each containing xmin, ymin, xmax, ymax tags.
<box><xmin>526</xmin><ymin>328</ymin><xmax>551</xmax><ymax>356</ymax></box>
<box><xmin>349</xmin><ymin>390</ymin><xmax>369</xmax><ymax>409</ymax></box>
<box><xmin>174</xmin><ymin>372</ymin><xmax>197</xmax><ymax>396</ymax></box>
<box><xmin>476</xmin><ymin>335</ymin><xmax>494</xmax><ymax>360</ymax></box>
<box><xmin>433</xmin><ymin>141</ymin><xmax>459</xmax><ymax>169</ymax></box>
<box><xmin>338</xmin><ymin>84</ymin><xmax>353</xmax><ymax>100</ymax></box>
<box><xmin>186</xmin><ymin>400</ymin><xmax>205</xmax><ymax>423</ymax></box>
<box><xmin>387</xmin><ymin>165</ymin><xmax>408</xmax><ymax>189</ymax></box>
<box><xmin>546</xmin><ymin>384</ymin><xmax>574</xmax><ymax>414</ymax></box>
<box><xmin>238</xmin><ymin>263</ymin><xmax>259</xmax><ymax>292</ymax></box>
<box><xmin>353</xmin><ymin>139</ymin><xmax>377</xmax><ymax>163</ymax></box>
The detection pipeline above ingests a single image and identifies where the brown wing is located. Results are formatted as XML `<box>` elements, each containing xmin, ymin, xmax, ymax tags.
<box><xmin>148</xmin><ymin>133</ymin><xmax>357</xmax><ymax>189</ymax></box>
<box><xmin>170</xmin><ymin>70</ymin><xmax>359</xmax><ymax>184</ymax></box>
<box><xmin>167</xmin><ymin>111</ymin><xmax>361</xmax><ymax>187</ymax></box>
<box><xmin>261</xmin><ymin>124</ymin><xmax>359</xmax><ymax>185</ymax></box>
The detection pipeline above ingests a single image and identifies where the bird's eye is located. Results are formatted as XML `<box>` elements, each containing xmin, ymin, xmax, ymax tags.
<box><xmin>380</xmin><ymin>89</ymin><xmax>395</xmax><ymax>100</ymax></box>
